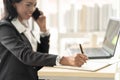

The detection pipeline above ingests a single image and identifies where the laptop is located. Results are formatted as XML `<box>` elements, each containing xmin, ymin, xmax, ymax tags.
<box><xmin>69</xmin><ymin>18</ymin><xmax>120</xmax><ymax>59</ymax></box>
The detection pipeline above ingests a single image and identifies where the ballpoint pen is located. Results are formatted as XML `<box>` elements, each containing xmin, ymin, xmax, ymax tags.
<box><xmin>79</xmin><ymin>44</ymin><xmax>84</xmax><ymax>54</ymax></box>
<box><xmin>79</xmin><ymin>44</ymin><xmax>87</xmax><ymax>63</ymax></box>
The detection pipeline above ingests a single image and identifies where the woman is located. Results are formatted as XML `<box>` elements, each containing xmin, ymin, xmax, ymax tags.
<box><xmin>0</xmin><ymin>0</ymin><xmax>88</xmax><ymax>80</ymax></box>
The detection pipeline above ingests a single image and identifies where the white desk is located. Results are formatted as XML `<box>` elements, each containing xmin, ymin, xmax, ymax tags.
<box><xmin>38</xmin><ymin>38</ymin><xmax>120</xmax><ymax>80</ymax></box>
<box><xmin>38</xmin><ymin>62</ymin><xmax>117</xmax><ymax>80</ymax></box>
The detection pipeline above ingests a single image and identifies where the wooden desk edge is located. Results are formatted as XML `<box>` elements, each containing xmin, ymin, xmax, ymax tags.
<box><xmin>38</xmin><ymin>66</ymin><xmax>115</xmax><ymax>78</ymax></box>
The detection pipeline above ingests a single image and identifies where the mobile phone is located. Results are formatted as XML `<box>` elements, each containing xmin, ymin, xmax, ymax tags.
<box><xmin>32</xmin><ymin>8</ymin><xmax>43</xmax><ymax>20</ymax></box>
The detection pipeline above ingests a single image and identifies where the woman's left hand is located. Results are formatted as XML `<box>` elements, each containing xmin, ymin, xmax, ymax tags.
<box><xmin>36</xmin><ymin>15</ymin><xmax>47</xmax><ymax>32</ymax></box>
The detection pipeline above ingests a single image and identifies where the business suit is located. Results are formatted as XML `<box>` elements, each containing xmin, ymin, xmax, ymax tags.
<box><xmin>0</xmin><ymin>19</ymin><xmax>57</xmax><ymax>80</ymax></box>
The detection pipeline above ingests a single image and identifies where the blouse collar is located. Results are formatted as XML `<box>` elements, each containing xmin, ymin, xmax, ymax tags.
<box><xmin>11</xmin><ymin>18</ymin><xmax>27</xmax><ymax>33</ymax></box>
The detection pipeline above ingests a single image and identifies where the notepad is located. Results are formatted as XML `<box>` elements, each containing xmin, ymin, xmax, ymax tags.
<box><xmin>54</xmin><ymin>60</ymin><xmax>119</xmax><ymax>72</ymax></box>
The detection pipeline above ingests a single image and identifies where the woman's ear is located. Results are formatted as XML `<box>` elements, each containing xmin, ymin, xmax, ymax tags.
<box><xmin>12</xmin><ymin>3</ymin><xmax>16</xmax><ymax>8</ymax></box>
<box><xmin>32</xmin><ymin>8</ymin><xmax>43</xmax><ymax>20</ymax></box>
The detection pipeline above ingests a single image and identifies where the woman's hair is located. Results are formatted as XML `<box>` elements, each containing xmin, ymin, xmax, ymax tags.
<box><xmin>3</xmin><ymin>0</ymin><xmax>22</xmax><ymax>21</ymax></box>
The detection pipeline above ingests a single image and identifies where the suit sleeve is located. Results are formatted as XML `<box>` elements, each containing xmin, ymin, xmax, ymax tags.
<box><xmin>36</xmin><ymin>34</ymin><xmax>50</xmax><ymax>70</ymax></box>
<box><xmin>0</xmin><ymin>26</ymin><xmax>57</xmax><ymax>67</ymax></box>
<box><xmin>37</xmin><ymin>35</ymin><xmax>50</xmax><ymax>53</ymax></box>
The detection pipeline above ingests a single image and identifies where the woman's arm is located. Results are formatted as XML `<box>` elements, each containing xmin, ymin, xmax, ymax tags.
<box><xmin>37</xmin><ymin>35</ymin><xmax>50</xmax><ymax>53</ymax></box>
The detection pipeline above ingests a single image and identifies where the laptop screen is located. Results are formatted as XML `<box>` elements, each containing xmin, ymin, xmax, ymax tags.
<box><xmin>103</xmin><ymin>18</ymin><xmax>120</xmax><ymax>55</ymax></box>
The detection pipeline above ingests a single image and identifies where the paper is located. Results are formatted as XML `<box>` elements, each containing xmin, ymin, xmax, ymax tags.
<box><xmin>54</xmin><ymin>60</ymin><xmax>119</xmax><ymax>72</ymax></box>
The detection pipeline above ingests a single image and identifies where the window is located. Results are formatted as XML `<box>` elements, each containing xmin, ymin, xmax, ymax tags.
<box><xmin>38</xmin><ymin>0</ymin><xmax>120</xmax><ymax>54</ymax></box>
<box><xmin>0</xmin><ymin>0</ymin><xmax>120</xmax><ymax>54</ymax></box>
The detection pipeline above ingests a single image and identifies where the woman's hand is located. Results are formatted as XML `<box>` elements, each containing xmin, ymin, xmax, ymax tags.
<box><xmin>60</xmin><ymin>53</ymin><xmax>88</xmax><ymax>67</ymax></box>
<box><xmin>32</xmin><ymin>8</ymin><xmax>47</xmax><ymax>32</ymax></box>
<box><xmin>36</xmin><ymin>15</ymin><xmax>47</xmax><ymax>32</ymax></box>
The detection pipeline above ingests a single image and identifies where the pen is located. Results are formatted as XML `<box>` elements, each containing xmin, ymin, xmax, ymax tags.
<box><xmin>79</xmin><ymin>44</ymin><xmax>84</xmax><ymax>54</ymax></box>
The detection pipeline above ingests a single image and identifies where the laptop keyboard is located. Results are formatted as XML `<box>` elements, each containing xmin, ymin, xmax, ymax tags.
<box><xmin>69</xmin><ymin>48</ymin><xmax>111</xmax><ymax>58</ymax></box>
<box><xmin>84</xmin><ymin>48</ymin><xmax>110</xmax><ymax>56</ymax></box>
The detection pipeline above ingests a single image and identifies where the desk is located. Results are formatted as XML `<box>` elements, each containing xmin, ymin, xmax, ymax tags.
<box><xmin>38</xmin><ymin>63</ymin><xmax>116</xmax><ymax>80</ymax></box>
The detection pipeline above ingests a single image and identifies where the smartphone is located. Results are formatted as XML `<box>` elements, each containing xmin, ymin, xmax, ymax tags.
<box><xmin>32</xmin><ymin>8</ymin><xmax>43</xmax><ymax>20</ymax></box>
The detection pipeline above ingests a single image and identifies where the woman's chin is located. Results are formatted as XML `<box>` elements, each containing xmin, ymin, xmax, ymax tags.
<box><xmin>24</xmin><ymin>17</ymin><xmax>31</xmax><ymax>20</ymax></box>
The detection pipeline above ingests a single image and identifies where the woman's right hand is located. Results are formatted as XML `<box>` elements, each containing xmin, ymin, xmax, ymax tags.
<box><xmin>60</xmin><ymin>53</ymin><xmax>88</xmax><ymax>67</ymax></box>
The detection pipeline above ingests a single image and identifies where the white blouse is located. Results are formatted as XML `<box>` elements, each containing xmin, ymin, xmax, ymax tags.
<box><xmin>11</xmin><ymin>18</ymin><xmax>40</xmax><ymax>51</ymax></box>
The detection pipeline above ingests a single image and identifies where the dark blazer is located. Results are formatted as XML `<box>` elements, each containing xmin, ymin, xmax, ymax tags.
<box><xmin>0</xmin><ymin>20</ymin><xmax>57</xmax><ymax>80</ymax></box>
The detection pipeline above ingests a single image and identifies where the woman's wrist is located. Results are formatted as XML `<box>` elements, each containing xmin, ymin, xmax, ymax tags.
<box><xmin>40</xmin><ymin>28</ymin><xmax>47</xmax><ymax>32</ymax></box>
<box><xmin>40</xmin><ymin>30</ymin><xmax>50</xmax><ymax>37</ymax></box>
<box><xmin>59</xmin><ymin>56</ymin><xmax>72</xmax><ymax>66</ymax></box>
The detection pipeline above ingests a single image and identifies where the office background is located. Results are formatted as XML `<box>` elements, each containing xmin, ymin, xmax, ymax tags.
<box><xmin>0</xmin><ymin>0</ymin><xmax>120</xmax><ymax>80</ymax></box>
<box><xmin>0</xmin><ymin>0</ymin><xmax>120</xmax><ymax>54</ymax></box>
<box><xmin>37</xmin><ymin>0</ymin><xmax>120</xmax><ymax>55</ymax></box>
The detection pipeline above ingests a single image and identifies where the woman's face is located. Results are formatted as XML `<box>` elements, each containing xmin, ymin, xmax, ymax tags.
<box><xmin>14</xmin><ymin>0</ymin><xmax>37</xmax><ymax>21</ymax></box>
